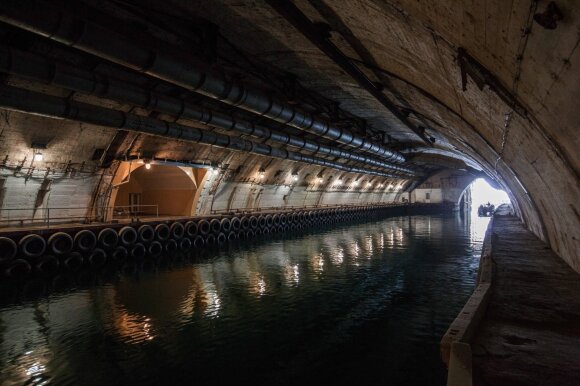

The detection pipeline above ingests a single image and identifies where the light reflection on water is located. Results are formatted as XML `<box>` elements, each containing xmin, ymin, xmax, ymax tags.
<box><xmin>0</xmin><ymin>214</ymin><xmax>488</xmax><ymax>386</ymax></box>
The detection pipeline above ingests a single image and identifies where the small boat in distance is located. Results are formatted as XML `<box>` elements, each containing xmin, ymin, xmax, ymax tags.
<box><xmin>478</xmin><ymin>203</ymin><xmax>495</xmax><ymax>217</ymax></box>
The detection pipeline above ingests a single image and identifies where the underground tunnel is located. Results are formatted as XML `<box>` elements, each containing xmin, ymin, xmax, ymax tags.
<box><xmin>0</xmin><ymin>0</ymin><xmax>578</xmax><ymax>385</ymax></box>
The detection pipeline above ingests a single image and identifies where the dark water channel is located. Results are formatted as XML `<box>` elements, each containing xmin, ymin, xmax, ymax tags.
<box><xmin>0</xmin><ymin>213</ymin><xmax>488</xmax><ymax>386</ymax></box>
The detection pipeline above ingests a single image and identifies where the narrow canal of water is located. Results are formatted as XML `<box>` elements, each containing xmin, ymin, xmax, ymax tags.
<box><xmin>0</xmin><ymin>213</ymin><xmax>489</xmax><ymax>386</ymax></box>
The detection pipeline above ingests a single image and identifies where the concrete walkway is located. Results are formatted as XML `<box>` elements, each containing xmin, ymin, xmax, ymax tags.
<box><xmin>472</xmin><ymin>210</ymin><xmax>580</xmax><ymax>385</ymax></box>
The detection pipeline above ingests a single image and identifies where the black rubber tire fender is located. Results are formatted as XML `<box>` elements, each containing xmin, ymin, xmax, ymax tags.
<box><xmin>198</xmin><ymin>219</ymin><xmax>211</xmax><ymax>235</ymax></box>
<box><xmin>209</xmin><ymin>219</ymin><xmax>221</xmax><ymax>234</ymax></box>
<box><xmin>119</xmin><ymin>226</ymin><xmax>138</xmax><ymax>246</ymax></box>
<box><xmin>48</xmin><ymin>232</ymin><xmax>74</xmax><ymax>255</ymax></box>
<box><xmin>130</xmin><ymin>243</ymin><xmax>147</xmax><ymax>259</ymax></box>
<box><xmin>73</xmin><ymin>230</ymin><xmax>97</xmax><ymax>252</ymax></box>
<box><xmin>19</xmin><ymin>234</ymin><xmax>46</xmax><ymax>259</ymax></box>
<box><xmin>88</xmin><ymin>248</ymin><xmax>107</xmax><ymax>267</ymax></box>
<box><xmin>138</xmin><ymin>224</ymin><xmax>155</xmax><ymax>244</ymax></box>
<box><xmin>220</xmin><ymin>218</ymin><xmax>231</xmax><ymax>233</ymax></box>
<box><xmin>230</xmin><ymin>217</ymin><xmax>241</xmax><ymax>231</ymax></box>
<box><xmin>165</xmin><ymin>239</ymin><xmax>178</xmax><ymax>253</ymax></box>
<box><xmin>112</xmin><ymin>246</ymin><xmax>128</xmax><ymax>261</ymax></box>
<box><xmin>148</xmin><ymin>241</ymin><xmax>163</xmax><ymax>257</ymax></box>
<box><xmin>98</xmin><ymin>228</ymin><xmax>118</xmax><ymax>249</ymax></box>
<box><xmin>35</xmin><ymin>255</ymin><xmax>60</xmax><ymax>275</ymax></box>
<box><xmin>63</xmin><ymin>252</ymin><xmax>83</xmax><ymax>271</ymax></box>
<box><xmin>170</xmin><ymin>222</ymin><xmax>185</xmax><ymax>240</ymax></box>
<box><xmin>0</xmin><ymin>236</ymin><xmax>18</xmax><ymax>262</ymax></box>
<box><xmin>155</xmin><ymin>224</ymin><xmax>170</xmax><ymax>241</ymax></box>
<box><xmin>4</xmin><ymin>258</ymin><xmax>31</xmax><ymax>278</ymax></box>
<box><xmin>179</xmin><ymin>237</ymin><xmax>192</xmax><ymax>251</ymax></box>
<box><xmin>185</xmin><ymin>221</ymin><xmax>198</xmax><ymax>238</ymax></box>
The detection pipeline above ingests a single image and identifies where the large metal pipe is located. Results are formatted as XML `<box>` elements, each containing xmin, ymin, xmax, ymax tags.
<box><xmin>0</xmin><ymin>84</ymin><xmax>407</xmax><ymax>179</ymax></box>
<box><xmin>0</xmin><ymin>46</ymin><xmax>417</xmax><ymax>176</ymax></box>
<box><xmin>0</xmin><ymin>0</ymin><xmax>407</xmax><ymax>164</ymax></box>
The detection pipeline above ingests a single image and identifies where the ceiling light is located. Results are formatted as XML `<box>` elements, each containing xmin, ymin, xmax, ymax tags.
<box><xmin>33</xmin><ymin>152</ymin><xmax>43</xmax><ymax>162</ymax></box>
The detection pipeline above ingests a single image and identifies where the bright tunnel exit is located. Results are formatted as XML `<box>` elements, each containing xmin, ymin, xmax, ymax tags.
<box><xmin>469</xmin><ymin>178</ymin><xmax>510</xmax><ymax>216</ymax></box>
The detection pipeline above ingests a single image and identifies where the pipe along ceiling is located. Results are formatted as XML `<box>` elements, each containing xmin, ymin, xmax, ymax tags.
<box><xmin>0</xmin><ymin>46</ymin><xmax>417</xmax><ymax>177</ymax></box>
<box><xmin>0</xmin><ymin>0</ymin><xmax>409</xmax><ymax>166</ymax></box>
<box><xmin>0</xmin><ymin>84</ymin><xmax>408</xmax><ymax>179</ymax></box>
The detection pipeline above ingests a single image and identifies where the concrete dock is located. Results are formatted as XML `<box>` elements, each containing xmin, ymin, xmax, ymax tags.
<box><xmin>472</xmin><ymin>212</ymin><xmax>580</xmax><ymax>385</ymax></box>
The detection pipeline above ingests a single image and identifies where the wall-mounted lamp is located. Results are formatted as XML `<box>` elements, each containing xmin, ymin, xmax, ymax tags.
<box><xmin>292</xmin><ymin>172</ymin><xmax>299</xmax><ymax>182</ymax></box>
<box><xmin>144</xmin><ymin>160</ymin><xmax>151</xmax><ymax>170</ymax></box>
<box><xmin>31</xmin><ymin>142</ymin><xmax>47</xmax><ymax>162</ymax></box>
<box><xmin>367</xmin><ymin>181</ymin><xmax>372</xmax><ymax>187</ymax></box>
<box><xmin>259</xmin><ymin>168</ymin><xmax>266</xmax><ymax>179</ymax></box>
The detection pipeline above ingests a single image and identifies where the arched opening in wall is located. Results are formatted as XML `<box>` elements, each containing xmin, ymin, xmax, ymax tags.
<box><xmin>460</xmin><ymin>178</ymin><xmax>511</xmax><ymax>241</ymax></box>
<box><xmin>110</xmin><ymin>162</ymin><xmax>207</xmax><ymax>219</ymax></box>
<box><xmin>466</xmin><ymin>178</ymin><xmax>511</xmax><ymax>216</ymax></box>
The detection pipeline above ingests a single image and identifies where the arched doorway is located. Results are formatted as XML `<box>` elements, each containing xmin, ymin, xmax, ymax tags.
<box><xmin>109</xmin><ymin>162</ymin><xmax>207</xmax><ymax>219</ymax></box>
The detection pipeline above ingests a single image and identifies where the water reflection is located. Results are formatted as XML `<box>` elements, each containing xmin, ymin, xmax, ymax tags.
<box><xmin>0</xmin><ymin>214</ymin><xmax>487</xmax><ymax>386</ymax></box>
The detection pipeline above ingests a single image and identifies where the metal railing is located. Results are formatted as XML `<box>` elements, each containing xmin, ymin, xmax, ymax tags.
<box><xmin>0</xmin><ymin>207</ymin><xmax>100</xmax><ymax>228</ymax></box>
<box><xmin>109</xmin><ymin>205</ymin><xmax>159</xmax><ymax>219</ymax></box>
<box><xmin>0</xmin><ymin>204</ymin><xmax>159</xmax><ymax>228</ymax></box>
<box><xmin>209</xmin><ymin>202</ymin><xmax>410</xmax><ymax>215</ymax></box>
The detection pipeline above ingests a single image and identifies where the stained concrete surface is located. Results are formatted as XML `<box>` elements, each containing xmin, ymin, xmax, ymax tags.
<box><xmin>472</xmin><ymin>212</ymin><xmax>580</xmax><ymax>386</ymax></box>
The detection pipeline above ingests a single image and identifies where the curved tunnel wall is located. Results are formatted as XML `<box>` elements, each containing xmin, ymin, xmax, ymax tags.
<box><xmin>0</xmin><ymin>0</ymin><xmax>576</xmax><ymax>272</ymax></box>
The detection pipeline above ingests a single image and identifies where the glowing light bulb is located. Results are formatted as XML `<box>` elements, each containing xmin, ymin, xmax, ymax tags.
<box><xmin>33</xmin><ymin>152</ymin><xmax>43</xmax><ymax>161</ymax></box>
<box><xmin>145</xmin><ymin>162</ymin><xmax>151</xmax><ymax>170</ymax></box>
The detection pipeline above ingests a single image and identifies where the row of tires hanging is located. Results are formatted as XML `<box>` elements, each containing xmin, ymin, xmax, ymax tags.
<box><xmin>0</xmin><ymin>205</ymin><xmax>398</xmax><ymax>280</ymax></box>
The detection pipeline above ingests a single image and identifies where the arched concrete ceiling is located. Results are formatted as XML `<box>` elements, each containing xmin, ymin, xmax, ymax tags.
<box><xmin>154</xmin><ymin>0</ymin><xmax>578</xmax><ymax>269</ymax></box>
<box><xmin>0</xmin><ymin>0</ymin><xmax>577</xmax><ymax>270</ymax></box>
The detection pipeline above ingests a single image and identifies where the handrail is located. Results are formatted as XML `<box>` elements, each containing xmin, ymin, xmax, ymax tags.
<box><xmin>0</xmin><ymin>204</ymin><xmax>159</xmax><ymax>228</ymax></box>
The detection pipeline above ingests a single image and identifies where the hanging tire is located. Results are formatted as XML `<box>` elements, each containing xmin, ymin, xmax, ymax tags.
<box><xmin>230</xmin><ymin>217</ymin><xmax>241</xmax><ymax>231</ymax></box>
<box><xmin>193</xmin><ymin>235</ymin><xmax>205</xmax><ymax>249</ymax></box>
<box><xmin>48</xmin><ymin>232</ymin><xmax>74</xmax><ymax>255</ymax></box>
<box><xmin>130</xmin><ymin>243</ymin><xmax>147</xmax><ymax>259</ymax></box>
<box><xmin>249</xmin><ymin>216</ymin><xmax>258</xmax><ymax>230</ymax></box>
<box><xmin>138</xmin><ymin>224</ymin><xmax>155</xmax><ymax>244</ymax></box>
<box><xmin>205</xmin><ymin>234</ymin><xmax>216</xmax><ymax>246</ymax></box>
<box><xmin>272</xmin><ymin>214</ymin><xmax>280</xmax><ymax>227</ymax></box>
<box><xmin>4</xmin><ymin>258</ymin><xmax>31</xmax><ymax>279</ymax></box>
<box><xmin>258</xmin><ymin>215</ymin><xmax>266</xmax><ymax>229</ymax></box>
<box><xmin>148</xmin><ymin>241</ymin><xmax>163</xmax><ymax>257</ymax></box>
<box><xmin>220</xmin><ymin>218</ymin><xmax>231</xmax><ymax>233</ymax></box>
<box><xmin>209</xmin><ymin>219</ymin><xmax>221</xmax><ymax>234</ymax></box>
<box><xmin>170</xmin><ymin>222</ymin><xmax>185</xmax><ymax>240</ymax></box>
<box><xmin>198</xmin><ymin>219</ymin><xmax>211</xmax><ymax>235</ymax></box>
<box><xmin>0</xmin><ymin>237</ymin><xmax>18</xmax><ymax>263</ymax></box>
<box><xmin>227</xmin><ymin>231</ymin><xmax>237</xmax><ymax>242</ymax></box>
<box><xmin>98</xmin><ymin>228</ymin><xmax>118</xmax><ymax>249</ymax></box>
<box><xmin>185</xmin><ymin>221</ymin><xmax>198</xmax><ymax>238</ymax></box>
<box><xmin>119</xmin><ymin>226</ymin><xmax>138</xmax><ymax>246</ymax></box>
<box><xmin>237</xmin><ymin>230</ymin><xmax>246</xmax><ymax>240</ymax></box>
<box><xmin>279</xmin><ymin>214</ymin><xmax>287</xmax><ymax>225</ymax></box>
<box><xmin>155</xmin><ymin>224</ymin><xmax>170</xmax><ymax>241</ymax></box>
<box><xmin>179</xmin><ymin>237</ymin><xmax>192</xmax><ymax>252</ymax></box>
<box><xmin>63</xmin><ymin>252</ymin><xmax>83</xmax><ymax>272</ymax></box>
<box><xmin>111</xmin><ymin>246</ymin><xmax>128</xmax><ymax>261</ymax></box>
<box><xmin>254</xmin><ymin>228</ymin><xmax>263</xmax><ymax>236</ymax></box>
<box><xmin>73</xmin><ymin>230</ymin><xmax>96</xmax><ymax>253</ymax></box>
<box><xmin>216</xmin><ymin>232</ymin><xmax>226</xmax><ymax>245</ymax></box>
<box><xmin>246</xmin><ymin>229</ymin><xmax>255</xmax><ymax>239</ymax></box>
<box><xmin>265</xmin><ymin>215</ymin><xmax>273</xmax><ymax>228</ymax></box>
<box><xmin>19</xmin><ymin>234</ymin><xmax>46</xmax><ymax>259</ymax></box>
<box><xmin>88</xmin><ymin>248</ymin><xmax>107</xmax><ymax>267</ymax></box>
<box><xmin>36</xmin><ymin>255</ymin><xmax>60</xmax><ymax>276</ymax></box>
<box><xmin>165</xmin><ymin>239</ymin><xmax>178</xmax><ymax>253</ymax></box>
<box><xmin>240</xmin><ymin>216</ymin><xmax>250</xmax><ymax>230</ymax></box>
<box><xmin>262</xmin><ymin>228</ymin><xmax>270</xmax><ymax>235</ymax></box>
